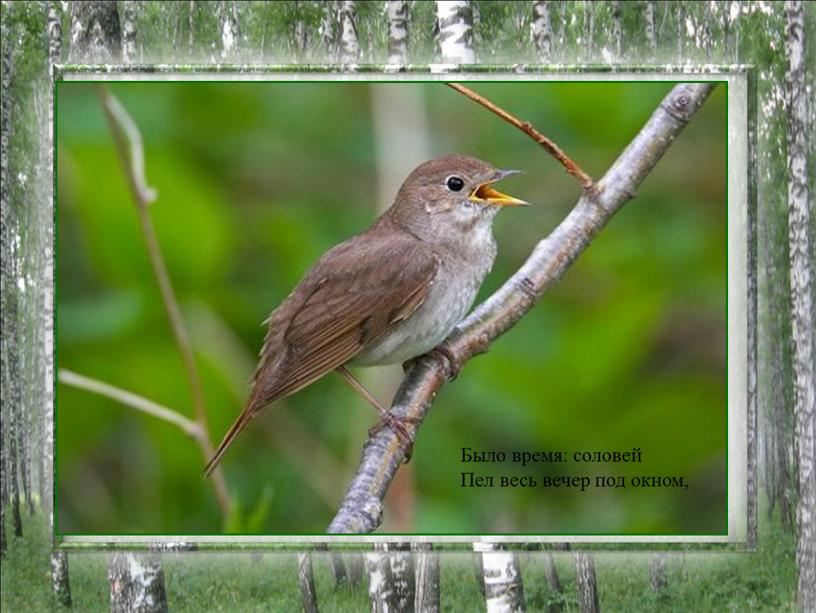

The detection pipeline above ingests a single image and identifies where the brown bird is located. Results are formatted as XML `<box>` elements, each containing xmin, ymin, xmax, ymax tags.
<box><xmin>204</xmin><ymin>155</ymin><xmax>527</xmax><ymax>476</ymax></box>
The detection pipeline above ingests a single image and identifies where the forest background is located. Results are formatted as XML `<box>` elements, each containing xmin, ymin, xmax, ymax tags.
<box><xmin>1</xmin><ymin>1</ymin><xmax>813</xmax><ymax>612</ymax></box>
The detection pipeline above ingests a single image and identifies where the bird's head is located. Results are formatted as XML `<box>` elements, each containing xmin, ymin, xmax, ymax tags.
<box><xmin>387</xmin><ymin>155</ymin><xmax>528</xmax><ymax>242</ymax></box>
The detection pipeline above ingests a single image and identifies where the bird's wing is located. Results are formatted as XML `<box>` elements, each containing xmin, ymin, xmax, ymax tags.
<box><xmin>204</xmin><ymin>232</ymin><xmax>438</xmax><ymax>476</ymax></box>
<box><xmin>255</xmin><ymin>235</ymin><xmax>439</xmax><ymax>405</ymax></box>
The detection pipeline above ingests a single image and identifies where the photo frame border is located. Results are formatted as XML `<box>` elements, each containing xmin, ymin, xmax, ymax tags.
<box><xmin>52</xmin><ymin>64</ymin><xmax>754</xmax><ymax>552</ymax></box>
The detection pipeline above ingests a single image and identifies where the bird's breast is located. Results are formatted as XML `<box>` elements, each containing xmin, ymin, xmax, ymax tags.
<box><xmin>353</xmin><ymin>241</ymin><xmax>496</xmax><ymax>367</ymax></box>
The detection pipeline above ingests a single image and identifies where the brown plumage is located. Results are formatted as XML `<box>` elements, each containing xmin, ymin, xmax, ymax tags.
<box><xmin>204</xmin><ymin>155</ymin><xmax>526</xmax><ymax>476</ymax></box>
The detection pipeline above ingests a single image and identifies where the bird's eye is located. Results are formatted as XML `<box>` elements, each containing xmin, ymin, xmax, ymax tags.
<box><xmin>446</xmin><ymin>176</ymin><xmax>465</xmax><ymax>192</ymax></box>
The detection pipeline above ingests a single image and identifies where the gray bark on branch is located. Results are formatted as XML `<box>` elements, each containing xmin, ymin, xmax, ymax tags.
<box><xmin>328</xmin><ymin>82</ymin><xmax>715</xmax><ymax>534</ymax></box>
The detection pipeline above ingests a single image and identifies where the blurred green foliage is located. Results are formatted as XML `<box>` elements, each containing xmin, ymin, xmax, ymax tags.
<box><xmin>56</xmin><ymin>81</ymin><xmax>726</xmax><ymax>535</ymax></box>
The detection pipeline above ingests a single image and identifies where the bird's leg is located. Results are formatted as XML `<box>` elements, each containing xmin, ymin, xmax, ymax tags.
<box><xmin>336</xmin><ymin>366</ymin><xmax>418</xmax><ymax>461</ymax></box>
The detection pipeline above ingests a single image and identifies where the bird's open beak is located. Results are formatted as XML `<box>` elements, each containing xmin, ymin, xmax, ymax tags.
<box><xmin>469</xmin><ymin>169</ymin><xmax>529</xmax><ymax>207</ymax></box>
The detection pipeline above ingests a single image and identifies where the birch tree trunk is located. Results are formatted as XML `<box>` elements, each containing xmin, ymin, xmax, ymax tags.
<box><xmin>611</xmin><ymin>0</ymin><xmax>622</xmax><ymax>59</ymax></box>
<box><xmin>346</xmin><ymin>552</ymin><xmax>364</xmax><ymax>588</ymax></box>
<box><xmin>747</xmin><ymin>17</ymin><xmax>759</xmax><ymax>549</ymax></box>
<box><xmin>645</xmin><ymin>1</ymin><xmax>657</xmax><ymax>56</ymax></box>
<box><xmin>386</xmin><ymin>543</ymin><xmax>415</xmax><ymax>611</ymax></box>
<box><xmin>386</xmin><ymin>0</ymin><xmax>409</xmax><ymax>67</ymax></box>
<box><xmin>543</xmin><ymin>550</ymin><xmax>562</xmax><ymax>600</ymax></box>
<box><xmin>531</xmin><ymin>1</ymin><xmax>553</xmax><ymax>63</ymax></box>
<box><xmin>122</xmin><ymin>1</ymin><xmax>138</xmax><ymax>63</ymax></box>
<box><xmin>293</xmin><ymin>6</ymin><xmax>309</xmax><ymax>59</ymax></box>
<box><xmin>17</xmin><ymin>398</ymin><xmax>32</xmax><ymax>516</ymax></box>
<box><xmin>649</xmin><ymin>555</ymin><xmax>667</xmax><ymax>592</ymax></box>
<box><xmin>784</xmin><ymin>2</ymin><xmax>816</xmax><ymax>611</ymax></box>
<box><xmin>51</xmin><ymin>552</ymin><xmax>72</xmax><ymax>608</ymax></box>
<box><xmin>297</xmin><ymin>552</ymin><xmax>319</xmax><ymax>613</ymax></box>
<box><xmin>327</xmin><ymin>550</ymin><xmax>347</xmax><ymax>588</ymax></box>
<box><xmin>366</xmin><ymin>544</ymin><xmax>398</xmax><ymax>612</ymax></box>
<box><xmin>475</xmin><ymin>543</ymin><xmax>525</xmax><ymax>613</ymax></box>
<box><xmin>436</xmin><ymin>0</ymin><xmax>475</xmax><ymax>64</ymax></box>
<box><xmin>583</xmin><ymin>0</ymin><xmax>595</xmax><ymax>61</ymax></box>
<box><xmin>0</xmin><ymin>417</ymin><xmax>5</xmax><ymax>555</ymax></box>
<box><xmin>0</xmin><ymin>10</ymin><xmax>9</xmax><ymax>553</ymax></box>
<box><xmin>46</xmin><ymin>3</ymin><xmax>71</xmax><ymax>603</ymax></box>
<box><xmin>8</xmin><ymin>352</ymin><xmax>22</xmax><ymax>538</ymax></box>
<box><xmin>675</xmin><ymin>3</ymin><xmax>685</xmax><ymax>58</ymax></box>
<box><xmin>109</xmin><ymin>552</ymin><xmax>168</xmax><ymax>613</ymax></box>
<box><xmin>413</xmin><ymin>543</ymin><xmax>440</xmax><ymax>613</ymax></box>
<box><xmin>573</xmin><ymin>552</ymin><xmax>599</xmax><ymax>613</ymax></box>
<box><xmin>1</xmin><ymin>5</ymin><xmax>23</xmax><ymax>540</ymax></box>
<box><xmin>320</xmin><ymin>0</ymin><xmax>337</xmax><ymax>60</ymax></box>
<box><xmin>69</xmin><ymin>0</ymin><xmax>122</xmax><ymax>62</ymax></box>
<box><xmin>338</xmin><ymin>0</ymin><xmax>360</xmax><ymax>68</ymax></box>
<box><xmin>188</xmin><ymin>0</ymin><xmax>195</xmax><ymax>54</ymax></box>
<box><xmin>219</xmin><ymin>1</ymin><xmax>240</xmax><ymax>60</ymax></box>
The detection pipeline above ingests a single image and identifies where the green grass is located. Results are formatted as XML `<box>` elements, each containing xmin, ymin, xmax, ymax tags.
<box><xmin>1</xmin><ymin>508</ymin><xmax>797</xmax><ymax>611</ymax></box>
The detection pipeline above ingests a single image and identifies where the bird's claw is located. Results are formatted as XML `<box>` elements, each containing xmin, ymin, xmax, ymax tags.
<box><xmin>368</xmin><ymin>414</ymin><xmax>420</xmax><ymax>463</ymax></box>
<box><xmin>403</xmin><ymin>346</ymin><xmax>461</xmax><ymax>380</ymax></box>
<box><xmin>428</xmin><ymin>346</ymin><xmax>460</xmax><ymax>380</ymax></box>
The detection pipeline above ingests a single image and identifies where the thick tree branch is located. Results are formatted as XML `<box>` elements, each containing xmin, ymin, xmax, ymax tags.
<box><xmin>97</xmin><ymin>87</ymin><xmax>231</xmax><ymax>518</ymax></box>
<box><xmin>58</xmin><ymin>369</ymin><xmax>205</xmax><ymax>442</ymax></box>
<box><xmin>329</xmin><ymin>82</ymin><xmax>716</xmax><ymax>534</ymax></box>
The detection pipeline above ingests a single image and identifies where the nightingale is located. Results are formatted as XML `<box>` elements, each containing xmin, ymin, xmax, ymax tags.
<box><xmin>204</xmin><ymin>155</ymin><xmax>527</xmax><ymax>476</ymax></box>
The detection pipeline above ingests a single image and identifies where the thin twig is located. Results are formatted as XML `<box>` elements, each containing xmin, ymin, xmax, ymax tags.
<box><xmin>329</xmin><ymin>82</ymin><xmax>716</xmax><ymax>534</ymax></box>
<box><xmin>58</xmin><ymin>369</ymin><xmax>205</xmax><ymax>442</ymax></box>
<box><xmin>446</xmin><ymin>82</ymin><xmax>595</xmax><ymax>189</ymax></box>
<box><xmin>98</xmin><ymin>86</ymin><xmax>230</xmax><ymax>518</ymax></box>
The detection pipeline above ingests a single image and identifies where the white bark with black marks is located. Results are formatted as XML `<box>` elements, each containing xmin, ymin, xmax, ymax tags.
<box><xmin>649</xmin><ymin>555</ymin><xmax>667</xmax><ymax>592</ymax></box>
<box><xmin>386</xmin><ymin>543</ymin><xmax>415</xmax><ymax>611</ymax></box>
<box><xmin>386</xmin><ymin>0</ymin><xmax>409</xmax><ymax>67</ymax></box>
<box><xmin>338</xmin><ymin>0</ymin><xmax>360</xmax><ymax>68</ymax></box>
<box><xmin>531</xmin><ymin>1</ymin><xmax>553</xmax><ymax>62</ymax></box>
<box><xmin>645</xmin><ymin>0</ymin><xmax>657</xmax><ymax>55</ymax></box>
<box><xmin>188</xmin><ymin>0</ymin><xmax>195</xmax><ymax>53</ymax></box>
<box><xmin>746</xmin><ymin>16</ymin><xmax>758</xmax><ymax>549</ymax></box>
<box><xmin>298</xmin><ymin>552</ymin><xmax>319</xmax><ymax>613</ymax></box>
<box><xmin>17</xmin><ymin>391</ymin><xmax>31</xmax><ymax>516</ymax></box>
<box><xmin>612</xmin><ymin>0</ymin><xmax>622</xmax><ymax>58</ymax></box>
<box><xmin>366</xmin><ymin>544</ymin><xmax>398</xmax><ymax>612</ymax></box>
<box><xmin>583</xmin><ymin>0</ymin><xmax>595</xmax><ymax>61</ymax></box>
<box><xmin>573</xmin><ymin>552</ymin><xmax>599</xmax><ymax>613</ymax></box>
<box><xmin>51</xmin><ymin>551</ymin><xmax>72</xmax><ymax>608</ymax></box>
<box><xmin>108</xmin><ymin>552</ymin><xmax>168</xmax><ymax>613</ymax></box>
<box><xmin>785</xmin><ymin>2</ymin><xmax>815</xmax><ymax>611</ymax></box>
<box><xmin>1</xmin><ymin>7</ymin><xmax>22</xmax><ymax>540</ymax></box>
<box><xmin>7</xmin><ymin>322</ymin><xmax>22</xmax><ymax>540</ymax></box>
<box><xmin>674</xmin><ymin>2</ymin><xmax>684</xmax><ymax>58</ymax></box>
<box><xmin>319</xmin><ymin>0</ymin><xmax>337</xmax><ymax>60</ymax></box>
<box><xmin>413</xmin><ymin>542</ymin><xmax>440</xmax><ymax>612</ymax></box>
<box><xmin>475</xmin><ymin>543</ymin><xmax>525</xmax><ymax>613</ymax></box>
<box><xmin>69</xmin><ymin>1</ymin><xmax>122</xmax><ymax>62</ymax></box>
<box><xmin>219</xmin><ymin>1</ymin><xmax>240</xmax><ymax>60</ymax></box>
<box><xmin>122</xmin><ymin>1</ymin><xmax>138</xmax><ymax>63</ymax></box>
<box><xmin>436</xmin><ymin>1</ymin><xmax>475</xmax><ymax>63</ymax></box>
<box><xmin>0</xmin><ymin>411</ymin><xmax>4</xmax><ymax>554</ymax></box>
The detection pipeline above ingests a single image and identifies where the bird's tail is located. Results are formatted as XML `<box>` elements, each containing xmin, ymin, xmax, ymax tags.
<box><xmin>203</xmin><ymin>407</ymin><xmax>256</xmax><ymax>478</ymax></box>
